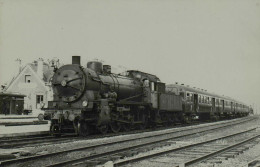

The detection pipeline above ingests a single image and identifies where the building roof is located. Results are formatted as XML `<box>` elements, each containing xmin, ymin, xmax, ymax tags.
<box><xmin>0</xmin><ymin>91</ymin><xmax>26</xmax><ymax>97</ymax></box>
<box><xmin>4</xmin><ymin>60</ymin><xmax>54</xmax><ymax>91</ymax></box>
<box><xmin>29</xmin><ymin>61</ymin><xmax>55</xmax><ymax>82</ymax></box>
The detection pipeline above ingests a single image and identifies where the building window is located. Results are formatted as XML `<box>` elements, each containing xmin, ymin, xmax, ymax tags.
<box><xmin>25</xmin><ymin>75</ymin><xmax>31</xmax><ymax>83</ymax></box>
<box><xmin>36</xmin><ymin>95</ymin><xmax>43</xmax><ymax>104</ymax></box>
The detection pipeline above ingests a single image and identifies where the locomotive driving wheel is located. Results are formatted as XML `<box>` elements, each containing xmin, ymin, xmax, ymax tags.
<box><xmin>110</xmin><ymin>121</ymin><xmax>121</xmax><ymax>133</ymax></box>
<box><xmin>139</xmin><ymin>113</ymin><xmax>148</xmax><ymax>130</ymax></box>
<box><xmin>79</xmin><ymin>121</ymin><xmax>90</xmax><ymax>137</ymax></box>
<box><xmin>97</xmin><ymin>124</ymin><xmax>109</xmax><ymax>134</ymax></box>
<box><xmin>50</xmin><ymin>124</ymin><xmax>61</xmax><ymax>137</ymax></box>
<box><xmin>122</xmin><ymin>123</ymin><xmax>131</xmax><ymax>131</ymax></box>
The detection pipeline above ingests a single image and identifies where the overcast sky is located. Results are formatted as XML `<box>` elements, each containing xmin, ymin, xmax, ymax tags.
<box><xmin>0</xmin><ymin>0</ymin><xmax>260</xmax><ymax>113</ymax></box>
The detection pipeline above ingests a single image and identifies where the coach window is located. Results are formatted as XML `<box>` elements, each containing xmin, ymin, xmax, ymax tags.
<box><xmin>202</xmin><ymin>96</ymin><xmax>205</xmax><ymax>103</ymax></box>
<box><xmin>199</xmin><ymin>95</ymin><xmax>201</xmax><ymax>103</ymax></box>
<box><xmin>186</xmin><ymin>93</ymin><xmax>190</xmax><ymax>101</ymax></box>
<box><xmin>190</xmin><ymin>93</ymin><xmax>193</xmax><ymax>101</ymax></box>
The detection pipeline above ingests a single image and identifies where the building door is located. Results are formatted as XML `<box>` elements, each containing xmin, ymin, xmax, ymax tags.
<box><xmin>36</xmin><ymin>95</ymin><xmax>43</xmax><ymax>109</ymax></box>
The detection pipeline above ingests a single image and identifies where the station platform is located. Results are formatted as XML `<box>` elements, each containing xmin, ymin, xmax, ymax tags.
<box><xmin>0</xmin><ymin>115</ymin><xmax>50</xmax><ymax>138</ymax></box>
<box><xmin>0</xmin><ymin>114</ymin><xmax>37</xmax><ymax>119</ymax></box>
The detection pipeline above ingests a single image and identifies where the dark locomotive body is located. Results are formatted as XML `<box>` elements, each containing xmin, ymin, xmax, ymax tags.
<box><xmin>45</xmin><ymin>56</ymin><xmax>251</xmax><ymax>136</ymax></box>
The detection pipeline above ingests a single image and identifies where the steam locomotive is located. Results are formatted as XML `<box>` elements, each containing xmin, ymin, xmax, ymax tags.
<box><xmin>45</xmin><ymin>56</ymin><xmax>252</xmax><ymax>136</ymax></box>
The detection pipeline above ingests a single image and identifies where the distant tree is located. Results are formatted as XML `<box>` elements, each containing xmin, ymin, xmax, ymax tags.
<box><xmin>1</xmin><ymin>85</ymin><xmax>5</xmax><ymax>90</ymax></box>
<box><xmin>1</xmin><ymin>83</ymin><xmax>8</xmax><ymax>91</ymax></box>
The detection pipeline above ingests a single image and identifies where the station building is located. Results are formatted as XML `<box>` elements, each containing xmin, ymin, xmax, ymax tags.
<box><xmin>4</xmin><ymin>59</ymin><xmax>55</xmax><ymax>113</ymax></box>
<box><xmin>0</xmin><ymin>92</ymin><xmax>25</xmax><ymax>115</ymax></box>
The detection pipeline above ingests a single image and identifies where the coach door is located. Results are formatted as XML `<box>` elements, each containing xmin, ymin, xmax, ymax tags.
<box><xmin>221</xmin><ymin>100</ymin><xmax>225</xmax><ymax>111</ymax></box>
<box><xmin>193</xmin><ymin>94</ymin><xmax>198</xmax><ymax>112</ymax></box>
<box><xmin>212</xmin><ymin>98</ymin><xmax>216</xmax><ymax>112</ymax></box>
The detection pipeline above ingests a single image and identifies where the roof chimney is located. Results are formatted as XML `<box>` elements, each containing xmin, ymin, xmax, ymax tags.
<box><xmin>15</xmin><ymin>59</ymin><xmax>22</xmax><ymax>76</ymax></box>
<box><xmin>37</xmin><ymin>58</ymin><xmax>44</xmax><ymax>80</ymax></box>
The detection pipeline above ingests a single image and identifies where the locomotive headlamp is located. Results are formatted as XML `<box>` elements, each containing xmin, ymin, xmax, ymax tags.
<box><xmin>68</xmin><ymin>114</ymin><xmax>75</xmax><ymax>121</ymax></box>
<box><xmin>61</xmin><ymin>80</ymin><xmax>67</xmax><ymax>87</ymax></box>
<box><xmin>82</xmin><ymin>100</ymin><xmax>88</xmax><ymax>107</ymax></box>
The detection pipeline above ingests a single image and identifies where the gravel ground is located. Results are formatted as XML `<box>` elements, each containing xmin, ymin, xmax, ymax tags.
<box><xmin>120</xmin><ymin>116</ymin><xmax>260</xmax><ymax>167</ymax></box>
<box><xmin>0</xmin><ymin>123</ymin><xmax>49</xmax><ymax>135</ymax></box>
<box><xmin>2</xmin><ymin>116</ymin><xmax>258</xmax><ymax>167</ymax></box>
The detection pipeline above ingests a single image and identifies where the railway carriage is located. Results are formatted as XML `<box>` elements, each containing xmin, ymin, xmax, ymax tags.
<box><xmin>165</xmin><ymin>84</ymin><xmax>250</xmax><ymax>121</ymax></box>
<box><xmin>44</xmin><ymin>56</ymin><xmax>252</xmax><ymax>136</ymax></box>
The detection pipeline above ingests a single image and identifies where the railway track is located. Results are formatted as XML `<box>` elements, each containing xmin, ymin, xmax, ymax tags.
<box><xmin>0</xmin><ymin>116</ymin><xmax>256</xmax><ymax>149</ymax></box>
<box><xmin>0</xmin><ymin>135</ymin><xmax>77</xmax><ymax>148</ymax></box>
<box><xmin>0</xmin><ymin>117</ymin><xmax>252</xmax><ymax>149</ymax></box>
<box><xmin>112</xmin><ymin>128</ymin><xmax>260</xmax><ymax>167</ymax></box>
<box><xmin>0</xmin><ymin>116</ymin><xmax>257</xmax><ymax>167</ymax></box>
<box><xmin>248</xmin><ymin>155</ymin><xmax>260</xmax><ymax>167</ymax></box>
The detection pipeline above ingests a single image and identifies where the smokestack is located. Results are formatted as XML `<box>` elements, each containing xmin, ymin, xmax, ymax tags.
<box><xmin>103</xmin><ymin>65</ymin><xmax>111</xmax><ymax>74</ymax></box>
<box><xmin>37</xmin><ymin>58</ymin><xmax>44</xmax><ymax>80</ymax></box>
<box><xmin>72</xmin><ymin>56</ymin><xmax>81</xmax><ymax>65</ymax></box>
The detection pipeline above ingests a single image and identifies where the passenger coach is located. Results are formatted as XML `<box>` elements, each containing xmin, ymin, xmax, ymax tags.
<box><xmin>167</xmin><ymin>84</ymin><xmax>250</xmax><ymax>121</ymax></box>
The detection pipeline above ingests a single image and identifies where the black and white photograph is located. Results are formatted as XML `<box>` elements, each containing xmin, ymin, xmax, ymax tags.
<box><xmin>0</xmin><ymin>0</ymin><xmax>260</xmax><ymax>166</ymax></box>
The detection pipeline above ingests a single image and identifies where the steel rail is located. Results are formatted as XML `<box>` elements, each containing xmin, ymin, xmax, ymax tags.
<box><xmin>0</xmin><ymin>136</ymin><xmax>78</xmax><ymax>148</ymax></box>
<box><xmin>248</xmin><ymin>155</ymin><xmax>260</xmax><ymax>167</ymax></box>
